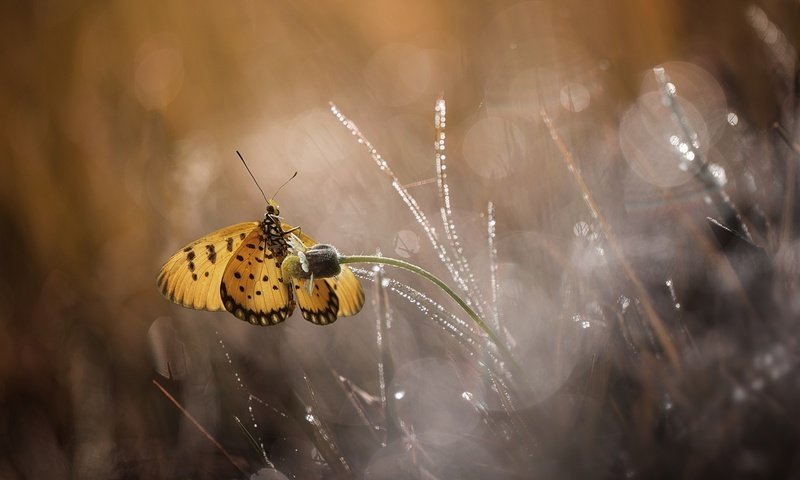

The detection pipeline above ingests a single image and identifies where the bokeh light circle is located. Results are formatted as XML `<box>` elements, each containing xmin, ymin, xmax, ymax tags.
<box><xmin>619</xmin><ymin>92</ymin><xmax>709</xmax><ymax>188</ymax></box>
<box><xmin>461</xmin><ymin>117</ymin><xmax>524</xmax><ymax>179</ymax></box>
<box><xmin>134</xmin><ymin>44</ymin><xmax>184</xmax><ymax>110</ymax></box>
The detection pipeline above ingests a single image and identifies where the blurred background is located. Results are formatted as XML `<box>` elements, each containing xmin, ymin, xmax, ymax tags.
<box><xmin>2</xmin><ymin>0</ymin><xmax>800</xmax><ymax>478</ymax></box>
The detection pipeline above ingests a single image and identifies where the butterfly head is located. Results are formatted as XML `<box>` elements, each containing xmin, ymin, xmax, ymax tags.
<box><xmin>265</xmin><ymin>199</ymin><xmax>280</xmax><ymax>218</ymax></box>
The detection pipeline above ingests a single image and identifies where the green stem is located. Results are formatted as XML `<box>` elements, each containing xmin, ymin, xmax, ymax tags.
<box><xmin>339</xmin><ymin>255</ymin><xmax>520</xmax><ymax>373</ymax></box>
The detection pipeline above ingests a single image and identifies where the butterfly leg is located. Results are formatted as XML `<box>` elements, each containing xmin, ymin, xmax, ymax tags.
<box><xmin>281</xmin><ymin>225</ymin><xmax>301</xmax><ymax>236</ymax></box>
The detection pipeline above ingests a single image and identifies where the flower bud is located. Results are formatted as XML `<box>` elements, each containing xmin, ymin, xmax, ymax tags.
<box><xmin>303</xmin><ymin>244</ymin><xmax>342</xmax><ymax>278</ymax></box>
<box><xmin>281</xmin><ymin>243</ymin><xmax>342</xmax><ymax>282</ymax></box>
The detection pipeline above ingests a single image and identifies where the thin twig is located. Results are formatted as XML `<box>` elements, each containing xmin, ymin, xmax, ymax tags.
<box><xmin>652</xmin><ymin>66</ymin><xmax>752</xmax><ymax>241</ymax></box>
<box><xmin>234</xmin><ymin>416</ymin><xmax>274</xmax><ymax>470</ymax></box>
<box><xmin>329</xmin><ymin>103</ymin><xmax>477</xmax><ymax>309</ymax></box>
<box><xmin>434</xmin><ymin>97</ymin><xmax>488</xmax><ymax>319</ymax></box>
<box><xmin>774</xmin><ymin>122</ymin><xmax>800</xmax><ymax>155</ymax></box>
<box><xmin>774</xmin><ymin>122</ymin><xmax>799</xmax><ymax>247</ymax></box>
<box><xmin>152</xmin><ymin>380</ymin><xmax>247</xmax><ymax>476</ymax></box>
<box><xmin>540</xmin><ymin>109</ymin><xmax>681</xmax><ymax>370</ymax></box>
<box><xmin>372</xmin><ymin>266</ymin><xmax>400</xmax><ymax>443</ymax></box>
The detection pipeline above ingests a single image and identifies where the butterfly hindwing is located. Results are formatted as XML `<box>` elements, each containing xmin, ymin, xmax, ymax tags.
<box><xmin>328</xmin><ymin>266</ymin><xmax>366</xmax><ymax>317</ymax></box>
<box><xmin>220</xmin><ymin>228</ymin><xmax>294</xmax><ymax>326</ymax></box>
<box><xmin>157</xmin><ymin>222</ymin><xmax>259</xmax><ymax>311</ymax></box>
<box><xmin>285</xmin><ymin>224</ymin><xmax>366</xmax><ymax>323</ymax></box>
<box><xmin>293</xmin><ymin>278</ymin><xmax>339</xmax><ymax>325</ymax></box>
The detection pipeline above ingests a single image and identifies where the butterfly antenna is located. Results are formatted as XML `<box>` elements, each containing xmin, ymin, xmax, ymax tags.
<box><xmin>236</xmin><ymin>151</ymin><xmax>269</xmax><ymax>203</ymax></box>
<box><xmin>270</xmin><ymin>171</ymin><xmax>298</xmax><ymax>200</ymax></box>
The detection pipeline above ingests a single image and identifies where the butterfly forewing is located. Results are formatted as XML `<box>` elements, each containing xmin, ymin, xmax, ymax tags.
<box><xmin>158</xmin><ymin>222</ymin><xmax>259</xmax><ymax>311</ymax></box>
<box><xmin>286</xmin><ymin>225</ymin><xmax>366</xmax><ymax>322</ymax></box>
<box><xmin>220</xmin><ymin>228</ymin><xmax>294</xmax><ymax>326</ymax></box>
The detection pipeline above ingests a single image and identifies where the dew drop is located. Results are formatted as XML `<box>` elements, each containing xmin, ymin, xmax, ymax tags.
<box><xmin>708</xmin><ymin>163</ymin><xmax>727</xmax><ymax>186</ymax></box>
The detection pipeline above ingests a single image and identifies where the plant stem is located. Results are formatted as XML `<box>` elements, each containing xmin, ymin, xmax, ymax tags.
<box><xmin>339</xmin><ymin>255</ymin><xmax>520</xmax><ymax>373</ymax></box>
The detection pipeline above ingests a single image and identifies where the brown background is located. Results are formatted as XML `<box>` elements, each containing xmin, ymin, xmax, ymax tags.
<box><xmin>2</xmin><ymin>1</ymin><xmax>799</xmax><ymax>478</ymax></box>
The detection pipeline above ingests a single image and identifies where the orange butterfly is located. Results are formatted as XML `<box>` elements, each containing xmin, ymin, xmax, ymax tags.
<box><xmin>157</xmin><ymin>174</ymin><xmax>364</xmax><ymax>326</ymax></box>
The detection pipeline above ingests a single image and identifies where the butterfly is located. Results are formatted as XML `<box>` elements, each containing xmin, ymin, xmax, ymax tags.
<box><xmin>157</xmin><ymin>199</ymin><xmax>365</xmax><ymax>326</ymax></box>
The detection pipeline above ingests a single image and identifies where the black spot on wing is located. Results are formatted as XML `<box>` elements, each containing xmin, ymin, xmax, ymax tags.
<box><xmin>206</xmin><ymin>244</ymin><xmax>217</xmax><ymax>263</ymax></box>
<box><xmin>220</xmin><ymin>281</ymin><xmax>291</xmax><ymax>326</ymax></box>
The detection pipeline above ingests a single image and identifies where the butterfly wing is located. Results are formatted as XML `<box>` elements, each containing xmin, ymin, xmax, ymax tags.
<box><xmin>292</xmin><ymin>278</ymin><xmax>339</xmax><ymax>325</ymax></box>
<box><xmin>158</xmin><ymin>222</ymin><xmax>259</xmax><ymax>311</ymax></box>
<box><xmin>285</xmin><ymin>224</ymin><xmax>366</xmax><ymax>323</ymax></box>
<box><xmin>328</xmin><ymin>265</ymin><xmax>365</xmax><ymax>317</ymax></box>
<box><xmin>220</xmin><ymin>228</ymin><xmax>294</xmax><ymax>326</ymax></box>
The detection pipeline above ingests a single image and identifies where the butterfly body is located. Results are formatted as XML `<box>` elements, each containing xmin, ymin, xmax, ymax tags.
<box><xmin>157</xmin><ymin>200</ymin><xmax>364</xmax><ymax>326</ymax></box>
